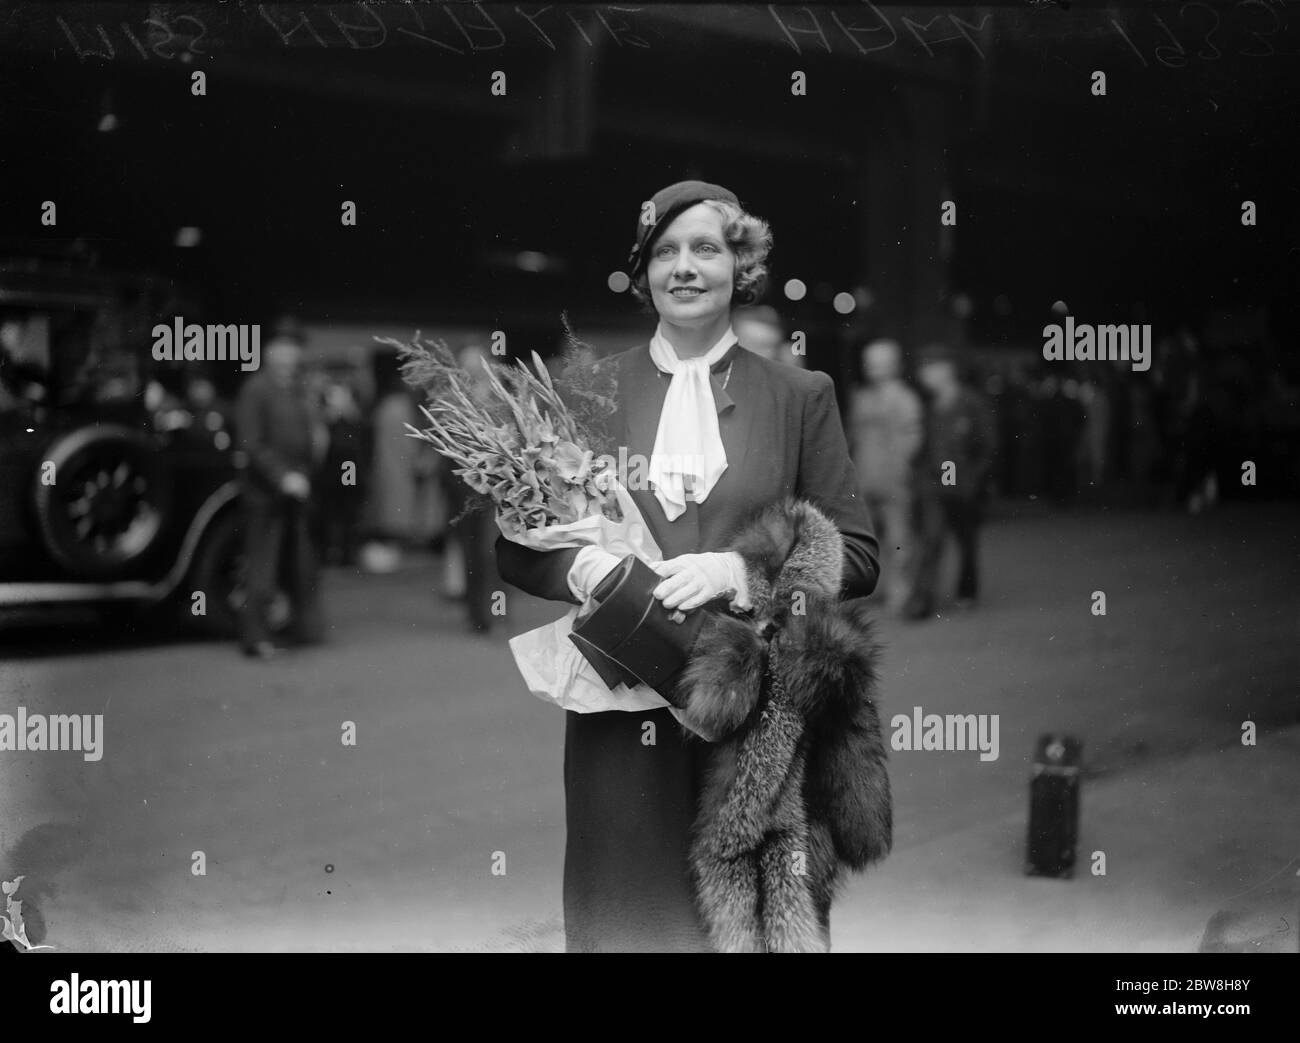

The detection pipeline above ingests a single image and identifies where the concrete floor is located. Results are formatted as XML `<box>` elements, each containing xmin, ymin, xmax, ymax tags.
<box><xmin>2</xmin><ymin>500</ymin><xmax>1297</xmax><ymax>952</ymax></box>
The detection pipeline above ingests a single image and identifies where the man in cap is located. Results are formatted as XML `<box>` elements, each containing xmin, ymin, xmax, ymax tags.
<box><xmin>905</xmin><ymin>344</ymin><xmax>997</xmax><ymax>620</ymax></box>
<box><xmin>233</xmin><ymin>331</ymin><xmax>328</xmax><ymax>657</ymax></box>
<box><xmin>733</xmin><ymin>305</ymin><xmax>805</xmax><ymax>368</ymax></box>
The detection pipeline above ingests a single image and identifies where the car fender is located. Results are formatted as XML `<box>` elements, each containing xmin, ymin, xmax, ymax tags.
<box><xmin>0</xmin><ymin>481</ymin><xmax>241</xmax><ymax>607</ymax></box>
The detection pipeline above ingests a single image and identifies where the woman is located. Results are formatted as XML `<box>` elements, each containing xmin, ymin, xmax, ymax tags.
<box><xmin>361</xmin><ymin>348</ymin><xmax>421</xmax><ymax>572</ymax></box>
<box><xmin>495</xmin><ymin>180</ymin><xmax>881</xmax><ymax>952</ymax></box>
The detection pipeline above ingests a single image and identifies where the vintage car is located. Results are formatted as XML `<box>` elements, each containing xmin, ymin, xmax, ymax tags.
<box><xmin>0</xmin><ymin>253</ymin><xmax>286</xmax><ymax>637</ymax></box>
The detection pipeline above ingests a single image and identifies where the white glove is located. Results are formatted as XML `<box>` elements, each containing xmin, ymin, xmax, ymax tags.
<box><xmin>650</xmin><ymin>552</ymin><xmax>751</xmax><ymax>613</ymax></box>
<box><xmin>566</xmin><ymin>545</ymin><xmax>624</xmax><ymax>603</ymax></box>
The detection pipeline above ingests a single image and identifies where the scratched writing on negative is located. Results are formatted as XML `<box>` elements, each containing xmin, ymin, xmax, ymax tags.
<box><xmin>765</xmin><ymin>1</ymin><xmax>1289</xmax><ymax>65</ymax></box>
<box><xmin>44</xmin><ymin>1</ymin><xmax>1289</xmax><ymax>64</ymax></box>
<box><xmin>51</xmin><ymin>3</ymin><xmax>655</xmax><ymax>61</ymax></box>
<box><xmin>767</xmin><ymin>3</ymin><xmax>994</xmax><ymax>60</ymax></box>
<box><xmin>1108</xmin><ymin>1</ymin><xmax>1290</xmax><ymax>69</ymax></box>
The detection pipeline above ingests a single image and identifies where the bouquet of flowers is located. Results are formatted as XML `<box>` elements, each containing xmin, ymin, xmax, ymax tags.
<box><xmin>392</xmin><ymin>335</ymin><xmax>616</xmax><ymax>528</ymax></box>
<box><xmin>389</xmin><ymin>329</ymin><xmax>669</xmax><ymax>713</ymax></box>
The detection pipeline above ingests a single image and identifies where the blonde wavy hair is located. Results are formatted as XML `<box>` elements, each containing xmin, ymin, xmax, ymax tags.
<box><xmin>630</xmin><ymin>198</ymin><xmax>773</xmax><ymax>310</ymax></box>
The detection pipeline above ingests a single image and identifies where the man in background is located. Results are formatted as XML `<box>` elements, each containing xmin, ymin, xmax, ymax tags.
<box><xmin>234</xmin><ymin>333</ymin><xmax>328</xmax><ymax>658</ymax></box>
<box><xmin>847</xmin><ymin>339</ymin><xmax>924</xmax><ymax>614</ymax></box>
<box><xmin>905</xmin><ymin>344</ymin><xmax>998</xmax><ymax>620</ymax></box>
<box><xmin>733</xmin><ymin>305</ymin><xmax>805</xmax><ymax>368</ymax></box>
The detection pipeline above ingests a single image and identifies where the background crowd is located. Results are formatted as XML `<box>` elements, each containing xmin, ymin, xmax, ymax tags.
<box><xmin>224</xmin><ymin>305</ymin><xmax>1298</xmax><ymax>647</ymax></box>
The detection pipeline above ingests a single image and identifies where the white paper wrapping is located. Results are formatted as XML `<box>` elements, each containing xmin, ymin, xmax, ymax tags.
<box><xmin>501</xmin><ymin>478</ymin><xmax>698</xmax><ymax>724</ymax></box>
<box><xmin>507</xmin><ymin>604</ymin><xmax>673</xmax><ymax>714</ymax></box>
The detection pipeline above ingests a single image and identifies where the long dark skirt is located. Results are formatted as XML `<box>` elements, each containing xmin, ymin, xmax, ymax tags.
<box><xmin>562</xmin><ymin>706</ymin><xmax>714</xmax><ymax>952</ymax></box>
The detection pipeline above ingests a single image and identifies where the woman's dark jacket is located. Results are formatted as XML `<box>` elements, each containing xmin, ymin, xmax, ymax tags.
<box><xmin>493</xmin><ymin>340</ymin><xmax>891</xmax><ymax>953</ymax></box>
<box><xmin>495</xmin><ymin>341</ymin><xmax>880</xmax><ymax>601</ymax></box>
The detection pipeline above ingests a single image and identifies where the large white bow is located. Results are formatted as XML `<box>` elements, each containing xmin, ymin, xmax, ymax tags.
<box><xmin>646</xmin><ymin>323</ymin><xmax>738</xmax><ymax>521</ymax></box>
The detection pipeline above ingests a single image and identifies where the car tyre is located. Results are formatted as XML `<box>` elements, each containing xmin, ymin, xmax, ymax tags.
<box><xmin>33</xmin><ymin>426</ymin><xmax>173</xmax><ymax>580</ymax></box>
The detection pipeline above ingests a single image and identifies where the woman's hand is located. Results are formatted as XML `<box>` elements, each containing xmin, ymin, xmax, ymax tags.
<box><xmin>567</xmin><ymin>546</ymin><xmax>623</xmax><ymax>602</ymax></box>
<box><xmin>651</xmin><ymin>552</ymin><xmax>748</xmax><ymax>612</ymax></box>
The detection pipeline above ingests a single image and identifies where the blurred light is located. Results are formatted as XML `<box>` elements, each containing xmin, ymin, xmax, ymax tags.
<box><xmin>214</xmin><ymin>431</ymin><xmax>231</xmax><ymax>451</ymax></box>
<box><xmin>952</xmin><ymin>293</ymin><xmax>973</xmax><ymax>319</ymax></box>
<box><xmin>516</xmin><ymin>250</ymin><xmax>548</xmax><ymax>273</ymax></box>
<box><xmin>607</xmin><ymin>271</ymin><xmax>630</xmax><ymax>293</ymax></box>
<box><xmin>175</xmin><ymin>227</ymin><xmax>202</xmax><ymax>248</ymax></box>
<box><xmin>832</xmin><ymin>292</ymin><xmax>856</xmax><ymax>315</ymax></box>
<box><xmin>783</xmin><ymin>279</ymin><xmax>807</xmax><ymax>302</ymax></box>
<box><xmin>204</xmin><ymin>411</ymin><xmax>224</xmax><ymax>431</ymax></box>
<box><xmin>1051</xmin><ymin>300</ymin><xmax>1069</xmax><ymax>316</ymax></box>
<box><xmin>855</xmin><ymin>287</ymin><xmax>875</xmax><ymax>310</ymax></box>
<box><xmin>481</xmin><ymin>248</ymin><xmax>566</xmax><ymax>275</ymax></box>
<box><xmin>144</xmin><ymin>381</ymin><xmax>164</xmax><ymax>412</ymax></box>
<box><xmin>98</xmin><ymin>90</ymin><xmax>117</xmax><ymax>133</ymax></box>
<box><xmin>993</xmin><ymin>294</ymin><xmax>1013</xmax><ymax>316</ymax></box>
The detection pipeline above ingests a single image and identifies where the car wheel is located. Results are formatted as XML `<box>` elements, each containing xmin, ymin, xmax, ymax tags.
<box><xmin>186</xmin><ymin>509</ymin><xmax>293</xmax><ymax>639</ymax></box>
<box><xmin>33</xmin><ymin>426</ymin><xmax>173</xmax><ymax>581</ymax></box>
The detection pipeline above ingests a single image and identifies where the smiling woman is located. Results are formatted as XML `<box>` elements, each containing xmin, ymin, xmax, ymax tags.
<box><xmin>494</xmin><ymin>180</ymin><xmax>883</xmax><ymax>952</ymax></box>
<box><xmin>630</xmin><ymin>196</ymin><xmax>773</xmax><ymax>341</ymax></box>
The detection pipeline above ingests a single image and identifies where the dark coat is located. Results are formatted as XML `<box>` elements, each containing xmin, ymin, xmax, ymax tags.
<box><xmin>492</xmin><ymin>340</ymin><xmax>886</xmax><ymax>953</ymax></box>
<box><xmin>233</xmin><ymin>371</ymin><xmax>322</xmax><ymax>502</ymax></box>
<box><xmin>495</xmin><ymin>341</ymin><xmax>880</xmax><ymax>600</ymax></box>
<box><xmin>917</xmin><ymin>387</ymin><xmax>998</xmax><ymax>502</ymax></box>
<box><xmin>677</xmin><ymin>496</ymin><xmax>891</xmax><ymax>952</ymax></box>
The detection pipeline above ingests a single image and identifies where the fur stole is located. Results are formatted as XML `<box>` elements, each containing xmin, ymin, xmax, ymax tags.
<box><xmin>676</xmin><ymin>498</ymin><xmax>893</xmax><ymax>953</ymax></box>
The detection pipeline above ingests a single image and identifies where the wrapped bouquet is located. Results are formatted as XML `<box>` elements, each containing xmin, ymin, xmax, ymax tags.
<box><xmin>389</xmin><ymin>331</ymin><xmax>670</xmax><ymax>713</ymax></box>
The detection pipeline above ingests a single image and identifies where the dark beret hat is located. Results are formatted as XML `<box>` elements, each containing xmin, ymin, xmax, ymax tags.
<box><xmin>627</xmin><ymin>180</ymin><xmax>741</xmax><ymax>278</ymax></box>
